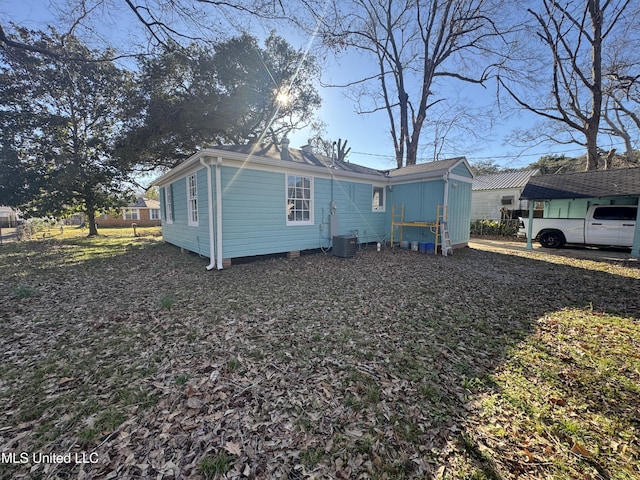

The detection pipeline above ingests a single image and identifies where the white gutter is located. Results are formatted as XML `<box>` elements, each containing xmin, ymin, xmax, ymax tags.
<box><xmin>200</xmin><ymin>157</ymin><xmax>217</xmax><ymax>270</ymax></box>
<box><xmin>215</xmin><ymin>157</ymin><xmax>223</xmax><ymax>270</ymax></box>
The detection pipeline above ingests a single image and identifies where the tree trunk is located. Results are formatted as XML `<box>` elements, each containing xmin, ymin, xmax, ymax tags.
<box><xmin>604</xmin><ymin>148</ymin><xmax>615</xmax><ymax>170</ymax></box>
<box><xmin>586</xmin><ymin>129</ymin><xmax>600</xmax><ymax>171</ymax></box>
<box><xmin>87</xmin><ymin>209</ymin><xmax>98</xmax><ymax>236</ymax></box>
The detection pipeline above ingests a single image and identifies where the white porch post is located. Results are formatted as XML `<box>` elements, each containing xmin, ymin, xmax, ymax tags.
<box><xmin>526</xmin><ymin>200</ymin><xmax>534</xmax><ymax>250</ymax></box>
<box><xmin>631</xmin><ymin>204</ymin><xmax>640</xmax><ymax>259</ymax></box>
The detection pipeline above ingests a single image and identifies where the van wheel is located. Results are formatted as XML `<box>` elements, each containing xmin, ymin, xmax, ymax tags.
<box><xmin>539</xmin><ymin>231</ymin><xmax>565</xmax><ymax>248</ymax></box>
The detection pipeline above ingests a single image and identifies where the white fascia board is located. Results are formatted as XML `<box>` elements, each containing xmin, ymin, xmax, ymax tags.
<box><xmin>449</xmin><ymin>173</ymin><xmax>474</xmax><ymax>184</ymax></box>
<box><xmin>387</xmin><ymin>169</ymin><xmax>450</xmax><ymax>184</ymax></box>
<box><xmin>151</xmin><ymin>152</ymin><xmax>204</xmax><ymax>186</ymax></box>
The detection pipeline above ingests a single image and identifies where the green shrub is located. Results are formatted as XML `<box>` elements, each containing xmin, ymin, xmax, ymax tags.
<box><xmin>470</xmin><ymin>219</ymin><xmax>518</xmax><ymax>236</ymax></box>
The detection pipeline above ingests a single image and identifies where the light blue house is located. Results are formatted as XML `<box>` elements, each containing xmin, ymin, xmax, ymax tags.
<box><xmin>151</xmin><ymin>141</ymin><xmax>474</xmax><ymax>269</ymax></box>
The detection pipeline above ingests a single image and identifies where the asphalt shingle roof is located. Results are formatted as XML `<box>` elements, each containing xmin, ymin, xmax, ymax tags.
<box><xmin>385</xmin><ymin>157</ymin><xmax>466</xmax><ymax>177</ymax></box>
<box><xmin>520</xmin><ymin>167</ymin><xmax>640</xmax><ymax>200</ymax></box>
<box><xmin>212</xmin><ymin>143</ymin><xmax>385</xmax><ymax>176</ymax></box>
<box><xmin>132</xmin><ymin>197</ymin><xmax>160</xmax><ymax>209</ymax></box>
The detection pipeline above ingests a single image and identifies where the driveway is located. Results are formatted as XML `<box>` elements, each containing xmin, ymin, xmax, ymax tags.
<box><xmin>469</xmin><ymin>237</ymin><xmax>638</xmax><ymax>263</ymax></box>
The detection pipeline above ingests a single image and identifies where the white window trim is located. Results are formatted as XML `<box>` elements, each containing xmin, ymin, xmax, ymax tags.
<box><xmin>164</xmin><ymin>185</ymin><xmax>173</xmax><ymax>224</ymax></box>
<box><xmin>122</xmin><ymin>208</ymin><xmax>140</xmax><ymax>220</ymax></box>
<box><xmin>372</xmin><ymin>185</ymin><xmax>386</xmax><ymax>212</ymax></box>
<box><xmin>286</xmin><ymin>174</ymin><xmax>314</xmax><ymax>226</ymax></box>
<box><xmin>187</xmin><ymin>173</ymin><xmax>198</xmax><ymax>227</ymax></box>
<box><xmin>150</xmin><ymin>208</ymin><xmax>160</xmax><ymax>220</ymax></box>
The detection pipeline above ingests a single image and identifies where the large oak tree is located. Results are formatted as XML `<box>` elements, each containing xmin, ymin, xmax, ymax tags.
<box><xmin>0</xmin><ymin>28</ymin><xmax>137</xmax><ymax>235</ymax></box>
<box><xmin>118</xmin><ymin>33</ymin><xmax>322</xmax><ymax>168</ymax></box>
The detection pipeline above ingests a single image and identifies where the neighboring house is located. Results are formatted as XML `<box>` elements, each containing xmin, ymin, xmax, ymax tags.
<box><xmin>151</xmin><ymin>141</ymin><xmax>474</xmax><ymax>269</ymax></box>
<box><xmin>471</xmin><ymin>169</ymin><xmax>540</xmax><ymax>221</ymax></box>
<box><xmin>0</xmin><ymin>206</ymin><xmax>19</xmax><ymax>227</ymax></box>
<box><xmin>97</xmin><ymin>197</ymin><xmax>161</xmax><ymax>227</ymax></box>
<box><xmin>520</xmin><ymin>167</ymin><xmax>640</xmax><ymax>257</ymax></box>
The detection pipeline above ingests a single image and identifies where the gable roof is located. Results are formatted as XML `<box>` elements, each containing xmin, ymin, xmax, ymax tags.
<box><xmin>520</xmin><ymin>167</ymin><xmax>640</xmax><ymax>200</ymax></box>
<box><xmin>473</xmin><ymin>169</ymin><xmax>540</xmax><ymax>191</ymax></box>
<box><xmin>152</xmin><ymin>143</ymin><xmax>470</xmax><ymax>186</ymax></box>
<box><xmin>131</xmin><ymin>197</ymin><xmax>160</xmax><ymax>209</ymax></box>
<box><xmin>385</xmin><ymin>157</ymin><xmax>468</xmax><ymax>177</ymax></box>
<box><xmin>213</xmin><ymin>143</ymin><xmax>384</xmax><ymax>177</ymax></box>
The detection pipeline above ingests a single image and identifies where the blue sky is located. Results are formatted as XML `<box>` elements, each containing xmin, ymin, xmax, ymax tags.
<box><xmin>2</xmin><ymin>0</ymin><xmax>618</xmax><ymax>172</ymax></box>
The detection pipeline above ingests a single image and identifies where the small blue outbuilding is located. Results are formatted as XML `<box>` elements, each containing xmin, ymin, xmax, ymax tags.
<box><xmin>151</xmin><ymin>141</ymin><xmax>474</xmax><ymax>269</ymax></box>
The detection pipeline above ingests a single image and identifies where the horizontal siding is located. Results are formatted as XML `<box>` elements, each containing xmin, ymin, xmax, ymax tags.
<box><xmin>221</xmin><ymin>167</ymin><xmax>318</xmax><ymax>258</ymax></box>
<box><xmin>156</xmin><ymin>163</ymin><xmax>473</xmax><ymax>260</ymax></box>
<box><xmin>160</xmin><ymin>168</ymin><xmax>211</xmax><ymax>257</ymax></box>
<box><xmin>471</xmin><ymin>188</ymin><xmax>527</xmax><ymax>220</ymax></box>
<box><xmin>316</xmin><ymin>178</ymin><xmax>387</xmax><ymax>245</ymax></box>
<box><xmin>220</xmin><ymin>168</ymin><xmax>389</xmax><ymax>258</ymax></box>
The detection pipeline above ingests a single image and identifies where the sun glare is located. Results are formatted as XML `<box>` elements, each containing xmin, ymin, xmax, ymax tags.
<box><xmin>275</xmin><ymin>89</ymin><xmax>291</xmax><ymax>106</ymax></box>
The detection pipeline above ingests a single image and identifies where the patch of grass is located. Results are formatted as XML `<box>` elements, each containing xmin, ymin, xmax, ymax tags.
<box><xmin>14</xmin><ymin>284</ymin><xmax>35</xmax><ymax>298</ymax></box>
<box><xmin>226</xmin><ymin>357</ymin><xmax>241</xmax><ymax>371</ymax></box>
<box><xmin>199</xmin><ymin>454</ymin><xmax>236</xmax><ymax>479</ymax></box>
<box><xmin>474</xmin><ymin>308</ymin><xmax>640</xmax><ymax>479</ymax></box>
<box><xmin>158</xmin><ymin>292</ymin><xmax>176</xmax><ymax>310</ymax></box>
<box><xmin>300</xmin><ymin>446</ymin><xmax>324</xmax><ymax>469</ymax></box>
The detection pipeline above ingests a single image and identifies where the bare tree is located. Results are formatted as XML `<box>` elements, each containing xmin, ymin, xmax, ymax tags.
<box><xmin>600</xmin><ymin>25</ymin><xmax>640</xmax><ymax>165</ymax></box>
<box><xmin>498</xmin><ymin>0</ymin><xmax>634</xmax><ymax>171</ymax></box>
<box><xmin>305</xmin><ymin>0</ymin><xmax>504</xmax><ymax>168</ymax></box>
<box><xmin>1</xmin><ymin>0</ymin><xmax>285</xmax><ymax>57</ymax></box>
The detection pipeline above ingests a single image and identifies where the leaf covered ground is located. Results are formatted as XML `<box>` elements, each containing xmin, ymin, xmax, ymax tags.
<box><xmin>1</xmin><ymin>229</ymin><xmax>639</xmax><ymax>479</ymax></box>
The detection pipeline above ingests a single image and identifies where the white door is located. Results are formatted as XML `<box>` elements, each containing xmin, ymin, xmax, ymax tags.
<box><xmin>586</xmin><ymin>207</ymin><xmax>621</xmax><ymax>246</ymax></box>
<box><xmin>618</xmin><ymin>206</ymin><xmax>637</xmax><ymax>247</ymax></box>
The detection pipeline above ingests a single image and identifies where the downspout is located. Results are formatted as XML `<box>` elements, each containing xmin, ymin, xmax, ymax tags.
<box><xmin>200</xmin><ymin>157</ymin><xmax>216</xmax><ymax>270</ymax></box>
<box><xmin>215</xmin><ymin>157</ymin><xmax>223</xmax><ymax>270</ymax></box>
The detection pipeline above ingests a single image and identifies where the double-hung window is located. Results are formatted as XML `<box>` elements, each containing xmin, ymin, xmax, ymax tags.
<box><xmin>187</xmin><ymin>173</ymin><xmax>198</xmax><ymax>226</ymax></box>
<box><xmin>164</xmin><ymin>185</ymin><xmax>173</xmax><ymax>223</ymax></box>
<box><xmin>123</xmin><ymin>208</ymin><xmax>140</xmax><ymax>220</ymax></box>
<box><xmin>150</xmin><ymin>209</ymin><xmax>160</xmax><ymax>220</ymax></box>
<box><xmin>286</xmin><ymin>175</ymin><xmax>313</xmax><ymax>225</ymax></box>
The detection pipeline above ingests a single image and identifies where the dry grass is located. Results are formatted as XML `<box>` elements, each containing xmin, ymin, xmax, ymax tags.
<box><xmin>1</xmin><ymin>229</ymin><xmax>639</xmax><ymax>479</ymax></box>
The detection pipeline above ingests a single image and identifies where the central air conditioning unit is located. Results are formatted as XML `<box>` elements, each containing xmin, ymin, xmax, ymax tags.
<box><xmin>332</xmin><ymin>235</ymin><xmax>358</xmax><ymax>258</ymax></box>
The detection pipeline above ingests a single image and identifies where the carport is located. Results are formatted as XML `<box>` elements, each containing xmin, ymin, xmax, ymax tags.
<box><xmin>519</xmin><ymin>167</ymin><xmax>640</xmax><ymax>258</ymax></box>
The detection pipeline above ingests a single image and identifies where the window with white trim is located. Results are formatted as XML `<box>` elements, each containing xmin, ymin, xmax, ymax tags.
<box><xmin>123</xmin><ymin>208</ymin><xmax>140</xmax><ymax>220</ymax></box>
<box><xmin>286</xmin><ymin>175</ymin><xmax>313</xmax><ymax>225</ymax></box>
<box><xmin>150</xmin><ymin>209</ymin><xmax>160</xmax><ymax>220</ymax></box>
<box><xmin>372</xmin><ymin>186</ymin><xmax>385</xmax><ymax>212</ymax></box>
<box><xmin>164</xmin><ymin>185</ymin><xmax>173</xmax><ymax>223</ymax></box>
<box><xmin>187</xmin><ymin>173</ymin><xmax>198</xmax><ymax>226</ymax></box>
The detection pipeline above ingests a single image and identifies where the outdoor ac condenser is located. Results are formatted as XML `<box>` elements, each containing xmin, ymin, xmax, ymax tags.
<box><xmin>332</xmin><ymin>235</ymin><xmax>358</xmax><ymax>258</ymax></box>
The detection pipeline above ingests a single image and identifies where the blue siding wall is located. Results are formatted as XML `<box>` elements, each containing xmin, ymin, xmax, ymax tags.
<box><xmin>218</xmin><ymin>166</ymin><xmax>387</xmax><ymax>259</ymax></box>
<box><xmin>452</xmin><ymin>162</ymin><xmax>474</xmax><ymax>178</ymax></box>
<box><xmin>159</xmin><ymin>168</ymin><xmax>210</xmax><ymax>257</ymax></box>
<box><xmin>315</xmin><ymin>178</ymin><xmax>387</xmax><ymax>245</ymax></box>
<box><xmin>157</xmin><ymin>161</ymin><xmax>473</xmax><ymax>259</ymax></box>
<box><xmin>447</xmin><ymin>181</ymin><xmax>472</xmax><ymax>245</ymax></box>
<box><xmin>388</xmin><ymin>180</ymin><xmax>445</xmax><ymax>244</ymax></box>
